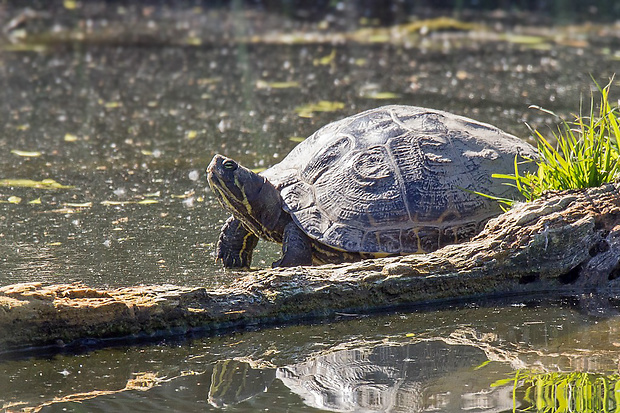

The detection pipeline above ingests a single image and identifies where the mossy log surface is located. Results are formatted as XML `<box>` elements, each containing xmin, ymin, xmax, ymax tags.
<box><xmin>2</xmin><ymin>183</ymin><xmax>620</xmax><ymax>352</ymax></box>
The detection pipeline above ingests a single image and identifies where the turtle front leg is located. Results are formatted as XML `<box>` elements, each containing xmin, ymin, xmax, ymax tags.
<box><xmin>216</xmin><ymin>216</ymin><xmax>259</xmax><ymax>268</ymax></box>
<box><xmin>273</xmin><ymin>222</ymin><xmax>313</xmax><ymax>267</ymax></box>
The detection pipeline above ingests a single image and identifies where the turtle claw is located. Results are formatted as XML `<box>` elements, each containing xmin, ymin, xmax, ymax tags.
<box><xmin>217</xmin><ymin>246</ymin><xmax>251</xmax><ymax>269</ymax></box>
<box><xmin>215</xmin><ymin>217</ymin><xmax>258</xmax><ymax>269</ymax></box>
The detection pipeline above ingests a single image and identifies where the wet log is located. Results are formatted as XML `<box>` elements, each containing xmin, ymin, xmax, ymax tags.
<box><xmin>2</xmin><ymin>183</ymin><xmax>620</xmax><ymax>352</ymax></box>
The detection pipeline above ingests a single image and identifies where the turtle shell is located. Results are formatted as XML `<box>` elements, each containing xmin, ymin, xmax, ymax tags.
<box><xmin>261</xmin><ymin>105</ymin><xmax>538</xmax><ymax>254</ymax></box>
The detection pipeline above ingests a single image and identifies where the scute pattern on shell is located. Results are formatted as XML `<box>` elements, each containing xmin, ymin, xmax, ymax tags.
<box><xmin>262</xmin><ymin>105</ymin><xmax>538</xmax><ymax>254</ymax></box>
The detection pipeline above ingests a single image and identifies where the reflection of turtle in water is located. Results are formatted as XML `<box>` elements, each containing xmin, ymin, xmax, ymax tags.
<box><xmin>207</xmin><ymin>105</ymin><xmax>537</xmax><ymax>268</ymax></box>
<box><xmin>207</xmin><ymin>341</ymin><xmax>492</xmax><ymax>411</ymax></box>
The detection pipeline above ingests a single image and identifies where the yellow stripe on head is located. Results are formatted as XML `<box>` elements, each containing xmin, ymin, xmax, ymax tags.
<box><xmin>233</xmin><ymin>175</ymin><xmax>252</xmax><ymax>215</ymax></box>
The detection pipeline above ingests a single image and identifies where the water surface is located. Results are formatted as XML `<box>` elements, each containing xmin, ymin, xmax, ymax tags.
<box><xmin>1</xmin><ymin>3</ymin><xmax>618</xmax><ymax>287</ymax></box>
<box><xmin>3</xmin><ymin>295</ymin><xmax>620</xmax><ymax>412</ymax></box>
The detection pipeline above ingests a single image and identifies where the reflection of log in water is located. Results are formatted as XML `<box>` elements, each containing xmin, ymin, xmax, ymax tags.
<box><xmin>2</xmin><ymin>184</ymin><xmax>620</xmax><ymax>351</ymax></box>
<box><xmin>208</xmin><ymin>359</ymin><xmax>276</xmax><ymax>407</ymax></box>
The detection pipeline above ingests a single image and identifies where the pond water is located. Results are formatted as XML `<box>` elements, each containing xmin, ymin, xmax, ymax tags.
<box><xmin>4</xmin><ymin>295</ymin><xmax>620</xmax><ymax>412</ymax></box>
<box><xmin>1</xmin><ymin>1</ymin><xmax>620</xmax><ymax>412</ymax></box>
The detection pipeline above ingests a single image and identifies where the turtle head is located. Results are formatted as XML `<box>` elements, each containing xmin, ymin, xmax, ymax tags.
<box><xmin>207</xmin><ymin>154</ymin><xmax>283</xmax><ymax>238</ymax></box>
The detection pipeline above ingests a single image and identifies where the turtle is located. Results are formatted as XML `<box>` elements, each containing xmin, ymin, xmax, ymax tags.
<box><xmin>206</xmin><ymin>105</ymin><xmax>537</xmax><ymax>268</ymax></box>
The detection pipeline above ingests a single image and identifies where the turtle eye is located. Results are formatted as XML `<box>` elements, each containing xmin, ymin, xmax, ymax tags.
<box><xmin>223</xmin><ymin>160</ymin><xmax>237</xmax><ymax>171</ymax></box>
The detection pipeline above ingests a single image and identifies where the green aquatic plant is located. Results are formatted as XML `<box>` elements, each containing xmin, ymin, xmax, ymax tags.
<box><xmin>0</xmin><ymin>178</ymin><xmax>74</xmax><ymax>189</ymax></box>
<box><xmin>294</xmin><ymin>100</ymin><xmax>345</xmax><ymax>118</ymax></box>
<box><xmin>492</xmin><ymin>370</ymin><xmax>620</xmax><ymax>413</ymax></box>
<box><xmin>492</xmin><ymin>77</ymin><xmax>620</xmax><ymax>207</ymax></box>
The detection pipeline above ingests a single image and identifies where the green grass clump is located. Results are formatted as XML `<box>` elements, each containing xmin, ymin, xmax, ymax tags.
<box><xmin>494</xmin><ymin>77</ymin><xmax>620</xmax><ymax>207</ymax></box>
<box><xmin>493</xmin><ymin>370</ymin><xmax>620</xmax><ymax>413</ymax></box>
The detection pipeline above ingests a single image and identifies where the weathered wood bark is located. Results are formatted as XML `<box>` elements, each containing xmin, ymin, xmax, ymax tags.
<box><xmin>2</xmin><ymin>183</ymin><xmax>620</xmax><ymax>352</ymax></box>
